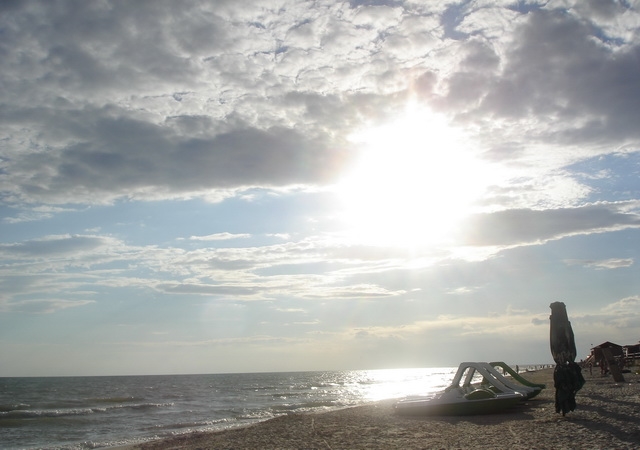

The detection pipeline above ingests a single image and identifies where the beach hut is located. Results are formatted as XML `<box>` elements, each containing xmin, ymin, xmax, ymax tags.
<box><xmin>590</xmin><ymin>342</ymin><xmax>625</xmax><ymax>381</ymax></box>
<box><xmin>622</xmin><ymin>342</ymin><xmax>640</xmax><ymax>369</ymax></box>
<box><xmin>591</xmin><ymin>341</ymin><xmax>623</xmax><ymax>363</ymax></box>
<box><xmin>622</xmin><ymin>342</ymin><xmax>640</xmax><ymax>358</ymax></box>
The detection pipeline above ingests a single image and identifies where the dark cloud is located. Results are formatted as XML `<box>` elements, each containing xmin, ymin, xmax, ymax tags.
<box><xmin>8</xmin><ymin>109</ymin><xmax>350</xmax><ymax>204</ymax></box>
<box><xmin>474</xmin><ymin>8</ymin><xmax>640</xmax><ymax>147</ymax></box>
<box><xmin>0</xmin><ymin>235</ymin><xmax>107</xmax><ymax>257</ymax></box>
<box><xmin>581</xmin><ymin>0</ymin><xmax>628</xmax><ymax>21</ymax></box>
<box><xmin>459</xmin><ymin>203</ymin><xmax>640</xmax><ymax>246</ymax></box>
<box><xmin>349</xmin><ymin>0</ymin><xmax>403</xmax><ymax>7</ymax></box>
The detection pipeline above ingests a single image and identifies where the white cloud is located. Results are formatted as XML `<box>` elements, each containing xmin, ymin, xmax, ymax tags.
<box><xmin>601</xmin><ymin>295</ymin><xmax>640</xmax><ymax>315</ymax></box>
<box><xmin>564</xmin><ymin>258</ymin><xmax>634</xmax><ymax>269</ymax></box>
<box><xmin>189</xmin><ymin>232</ymin><xmax>251</xmax><ymax>241</ymax></box>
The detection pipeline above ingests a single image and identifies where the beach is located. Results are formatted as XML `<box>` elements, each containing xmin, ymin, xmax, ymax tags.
<box><xmin>127</xmin><ymin>368</ymin><xmax>640</xmax><ymax>449</ymax></box>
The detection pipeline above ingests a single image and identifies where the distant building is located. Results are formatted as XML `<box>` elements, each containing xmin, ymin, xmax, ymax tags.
<box><xmin>623</xmin><ymin>342</ymin><xmax>640</xmax><ymax>359</ymax></box>
<box><xmin>590</xmin><ymin>341</ymin><xmax>623</xmax><ymax>365</ymax></box>
<box><xmin>585</xmin><ymin>341</ymin><xmax>640</xmax><ymax>370</ymax></box>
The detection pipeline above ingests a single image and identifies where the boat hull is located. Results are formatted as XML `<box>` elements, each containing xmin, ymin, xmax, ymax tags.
<box><xmin>395</xmin><ymin>390</ymin><xmax>523</xmax><ymax>416</ymax></box>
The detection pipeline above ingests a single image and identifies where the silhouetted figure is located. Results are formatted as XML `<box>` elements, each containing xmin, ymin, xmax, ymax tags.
<box><xmin>549</xmin><ymin>302</ymin><xmax>585</xmax><ymax>416</ymax></box>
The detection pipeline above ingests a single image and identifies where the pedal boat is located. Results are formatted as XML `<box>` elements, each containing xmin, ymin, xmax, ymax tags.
<box><xmin>394</xmin><ymin>362</ymin><xmax>525</xmax><ymax>416</ymax></box>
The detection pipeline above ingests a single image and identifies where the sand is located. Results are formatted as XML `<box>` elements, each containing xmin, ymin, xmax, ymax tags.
<box><xmin>127</xmin><ymin>368</ymin><xmax>640</xmax><ymax>450</ymax></box>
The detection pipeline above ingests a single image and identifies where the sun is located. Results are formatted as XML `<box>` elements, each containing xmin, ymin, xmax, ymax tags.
<box><xmin>334</xmin><ymin>102</ymin><xmax>500</xmax><ymax>249</ymax></box>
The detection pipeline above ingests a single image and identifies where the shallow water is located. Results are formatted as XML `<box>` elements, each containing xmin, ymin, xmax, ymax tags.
<box><xmin>0</xmin><ymin>368</ymin><xmax>455</xmax><ymax>449</ymax></box>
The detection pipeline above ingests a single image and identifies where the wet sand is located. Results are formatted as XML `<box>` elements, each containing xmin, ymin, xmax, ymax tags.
<box><xmin>125</xmin><ymin>368</ymin><xmax>640</xmax><ymax>449</ymax></box>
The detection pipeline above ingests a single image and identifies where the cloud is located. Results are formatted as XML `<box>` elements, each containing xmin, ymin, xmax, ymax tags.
<box><xmin>2</xmin><ymin>205</ymin><xmax>78</xmax><ymax>224</ymax></box>
<box><xmin>2</xmin><ymin>1</ymin><xmax>639</xmax><ymax>212</ymax></box>
<box><xmin>473</xmin><ymin>7</ymin><xmax>640</xmax><ymax>143</ymax></box>
<box><xmin>446</xmin><ymin>286</ymin><xmax>478</xmax><ymax>295</ymax></box>
<box><xmin>1</xmin><ymin>1</ymin><xmax>381</xmax><ymax>205</ymax></box>
<box><xmin>0</xmin><ymin>299</ymin><xmax>95</xmax><ymax>314</ymax></box>
<box><xmin>4</xmin><ymin>111</ymin><xmax>351</xmax><ymax>204</ymax></box>
<box><xmin>601</xmin><ymin>296</ymin><xmax>640</xmax><ymax>315</ymax></box>
<box><xmin>189</xmin><ymin>232</ymin><xmax>251</xmax><ymax>241</ymax></box>
<box><xmin>302</xmin><ymin>283</ymin><xmax>406</xmax><ymax>299</ymax></box>
<box><xmin>0</xmin><ymin>235</ymin><xmax>113</xmax><ymax>258</ymax></box>
<box><xmin>0</xmin><ymin>232</ymin><xmax>416</xmax><ymax>310</ymax></box>
<box><xmin>458</xmin><ymin>202</ymin><xmax>640</xmax><ymax>247</ymax></box>
<box><xmin>564</xmin><ymin>258</ymin><xmax>634</xmax><ymax>270</ymax></box>
<box><xmin>435</xmin><ymin>4</ymin><xmax>640</xmax><ymax>191</ymax></box>
<box><xmin>156</xmin><ymin>282</ymin><xmax>260</xmax><ymax>298</ymax></box>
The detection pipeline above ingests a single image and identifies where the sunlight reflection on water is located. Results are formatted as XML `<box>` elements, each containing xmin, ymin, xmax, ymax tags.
<box><xmin>356</xmin><ymin>367</ymin><xmax>457</xmax><ymax>401</ymax></box>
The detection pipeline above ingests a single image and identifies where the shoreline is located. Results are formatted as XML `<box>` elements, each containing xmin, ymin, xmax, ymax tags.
<box><xmin>116</xmin><ymin>368</ymin><xmax>640</xmax><ymax>449</ymax></box>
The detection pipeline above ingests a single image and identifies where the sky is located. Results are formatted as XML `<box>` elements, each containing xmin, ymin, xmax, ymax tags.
<box><xmin>1</xmin><ymin>0</ymin><xmax>640</xmax><ymax>377</ymax></box>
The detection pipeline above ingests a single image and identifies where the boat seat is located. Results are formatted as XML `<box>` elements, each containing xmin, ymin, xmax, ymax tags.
<box><xmin>464</xmin><ymin>389</ymin><xmax>496</xmax><ymax>400</ymax></box>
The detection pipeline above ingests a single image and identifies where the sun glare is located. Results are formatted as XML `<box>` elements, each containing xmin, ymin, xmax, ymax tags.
<box><xmin>335</xmin><ymin>103</ymin><xmax>500</xmax><ymax>248</ymax></box>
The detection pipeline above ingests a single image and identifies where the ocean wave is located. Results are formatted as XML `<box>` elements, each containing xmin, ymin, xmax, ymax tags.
<box><xmin>0</xmin><ymin>408</ymin><xmax>97</xmax><ymax>419</ymax></box>
<box><xmin>53</xmin><ymin>436</ymin><xmax>152</xmax><ymax>450</ymax></box>
<box><xmin>241</xmin><ymin>381</ymin><xmax>342</xmax><ymax>393</ymax></box>
<box><xmin>144</xmin><ymin>417</ymin><xmax>231</xmax><ymax>431</ymax></box>
<box><xmin>270</xmin><ymin>400</ymin><xmax>339</xmax><ymax>412</ymax></box>
<box><xmin>89</xmin><ymin>396</ymin><xmax>144</xmax><ymax>404</ymax></box>
<box><xmin>0</xmin><ymin>402</ymin><xmax>174</xmax><ymax>420</ymax></box>
<box><xmin>309</xmin><ymin>382</ymin><xmax>341</xmax><ymax>389</ymax></box>
<box><xmin>265</xmin><ymin>392</ymin><xmax>304</xmax><ymax>399</ymax></box>
<box><xmin>129</xmin><ymin>402</ymin><xmax>174</xmax><ymax>411</ymax></box>
<box><xmin>240</xmin><ymin>384</ymin><xmax>282</xmax><ymax>392</ymax></box>
<box><xmin>235</xmin><ymin>409</ymin><xmax>277</xmax><ymax>421</ymax></box>
<box><xmin>0</xmin><ymin>403</ymin><xmax>30</xmax><ymax>413</ymax></box>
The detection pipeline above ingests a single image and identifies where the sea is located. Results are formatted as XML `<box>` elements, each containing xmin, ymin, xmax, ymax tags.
<box><xmin>0</xmin><ymin>367</ymin><xmax>459</xmax><ymax>450</ymax></box>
